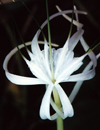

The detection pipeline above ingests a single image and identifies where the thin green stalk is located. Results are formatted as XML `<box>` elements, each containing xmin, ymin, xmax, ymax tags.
<box><xmin>46</xmin><ymin>0</ymin><xmax>55</xmax><ymax>83</ymax></box>
<box><xmin>86</xmin><ymin>42</ymin><xmax>100</xmax><ymax>54</ymax></box>
<box><xmin>68</xmin><ymin>0</ymin><xmax>74</xmax><ymax>38</ymax></box>
<box><xmin>56</xmin><ymin>117</ymin><xmax>64</xmax><ymax>130</ymax></box>
<box><xmin>53</xmin><ymin>87</ymin><xmax>64</xmax><ymax>130</ymax></box>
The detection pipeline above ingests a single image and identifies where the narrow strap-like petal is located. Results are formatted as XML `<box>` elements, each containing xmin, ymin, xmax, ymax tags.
<box><xmin>56</xmin><ymin>6</ymin><xmax>87</xmax><ymax>28</ymax></box>
<box><xmin>58</xmin><ymin>7</ymin><xmax>97</xmax><ymax>84</ymax></box>
<box><xmin>5</xmin><ymin>71</ymin><xmax>45</xmax><ymax>85</ymax></box>
<box><xmin>66</xmin><ymin>7</ymin><xmax>99</xmax><ymax>103</ymax></box>
<box><xmin>67</xmin><ymin>68</ymin><xmax>95</xmax><ymax>82</ymax></box>
<box><xmin>31</xmin><ymin>32</ymin><xmax>42</xmax><ymax>58</ymax></box>
<box><xmin>80</xmin><ymin>37</ymin><xmax>97</xmax><ymax>67</ymax></box>
<box><xmin>55</xmin><ymin>84</ymin><xmax>74</xmax><ymax>118</ymax></box>
<box><xmin>50</xmin><ymin>97</ymin><xmax>64</xmax><ymax>119</ymax></box>
<box><xmin>43</xmin><ymin>85</ymin><xmax>66</xmax><ymax>120</ymax></box>
<box><xmin>37</xmin><ymin>10</ymin><xmax>86</xmax><ymax>38</ymax></box>
<box><xmin>68</xmin><ymin>29</ymin><xmax>84</xmax><ymax>50</ymax></box>
<box><xmin>74</xmin><ymin>6</ymin><xmax>97</xmax><ymax>67</ymax></box>
<box><xmin>39</xmin><ymin>83</ymin><xmax>54</xmax><ymax>120</ymax></box>
<box><xmin>40</xmin><ymin>83</ymin><xmax>73</xmax><ymax>120</ymax></box>
<box><xmin>3</xmin><ymin>42</ymin><xmax>46</xmax><ymax>85</ymax></box>
<box><xmin>69</xmin><ymin>53</ymin><xmax>100</xmax><ymax>102</ymax></box>
<box><xmin>58</xmin><ymin>6</ymin><xmax>97</xmax><ymax>69</ymax></box>
<box><xmin>3</xmin><ymin>41</ymin><xmax>32</xmax><ymax>71</ymax></box>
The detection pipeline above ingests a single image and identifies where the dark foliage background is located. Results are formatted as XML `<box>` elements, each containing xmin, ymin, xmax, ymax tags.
<box><xmin>0</xmin><ymin>0</ymin><xmax>100</xmax><ymax>130</ymax></box>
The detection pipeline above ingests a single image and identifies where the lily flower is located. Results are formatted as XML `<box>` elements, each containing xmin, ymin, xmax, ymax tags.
<box><xmin>3</xmin><ymin>8</ymin><xmax>100</xmax><ymax>120</ymax></box>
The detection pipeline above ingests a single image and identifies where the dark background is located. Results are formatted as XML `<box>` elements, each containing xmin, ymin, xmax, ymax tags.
<box><xmin>0</xmin><ymin>0</ymin><xmax>100</xmax><ymax>130</ymax></box>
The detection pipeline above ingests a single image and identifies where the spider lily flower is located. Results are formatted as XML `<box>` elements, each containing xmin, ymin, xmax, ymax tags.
<box><xmin>3</xmin><ymin>8</ymin><xmax>100</xmax><ymax>120</ymax></box>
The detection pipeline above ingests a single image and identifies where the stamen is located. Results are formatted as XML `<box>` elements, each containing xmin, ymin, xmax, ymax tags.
<box><xmin>68</xmin><ymin>0</ymin><xmax>74</xmax><ymax>38</ymax></box>
<box><xmin>46</xmin><ymin>0</ymin><xmax>55</xmax><ymax>82</ymax></box>
<box><xmin>86</xmin><ymin>42</ymin><xmax>100</xmax><ymax>54</ymax></box>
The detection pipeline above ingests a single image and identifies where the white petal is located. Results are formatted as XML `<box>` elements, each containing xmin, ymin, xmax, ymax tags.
<box><xmin>37</xmin><ymin>9</ymin><xmax>86</xmax><ymax>40</ymax></box>
<box><xmin>67</xmin><ymin>7</ymin><xmax>99</xmax><ymax>103</ymax></box>
<box><xmin>80</xmin><ymin>37</ymin><xmax>97</xmax><ymax>67</ymax></box>
<box><xmin>69</xmin><ymin>53</ymin><xmax>100</xmax><ymax>103</ymax></box>
<box><xmin>74</xmin><ymin>7</ymin><xmax>97</xmax><ymax>67</ymax></box>
<box><xmin>54</xmin><ymin>50</ymin><xmax>74</xmax><ymax>77</ymax></box>
<box><xmin>56</xmin><ymin>5</ymin><xmax>86</xmax><ymax>28</ymax></box>
<box><xmin>3</xmin><ymin>41</ymin><xmax>49</xmax><ymax>85</ymax></box>
<box><xmin>3</xmin><ymin>41</ymin><xmax>45</xmax><ymax>85</ymax></box>
<box><xmin>55</xmin><ymin>84</ymin><xmax>74</xmax><ymax>118</ymax></box>
<box><xmin>56</xmin><ymin>55</ymin><xmax>86</xmax><ymax>83</ymax></box>
<box><xmin>67</xmin><ymin>68</ymin><xmax>95</xmax><ymax>82</ymax></box>
<box><xmin>69</xmin><ymin>29</ymin><xmax>84</xmax><ymax>50</ymax></box>
<box><xmin>50</xmin><ymin>98</ymin><xmax>64</xmax><ymax>119</ymax></box>
<box><xmin>44</xmin><ymin>40</ymin><xmax>52</xmax><ymax>79</ymax></box>
<box><xmin>44</xmin><ymin>85</ymin><xmax>65</xmax><ymax>120</ymax></box>
<box><xmin>38</xmin><ymin>10</ymin><xmax>86</xmax><ymax>35</ymax></box>
<box><xmin>39</xmin><ymin>83</ymin><xmax>54</xmax><ymax>120</ymax></box>
<box><xmin>24</xmin><ymin>58</ymin><xmax>51</xmax><ymax>84</ymax></box>
<box><xmin>69</xmin><ymin>81</ymin><xmax>83</xmax><ymax>103</ymax></box>
<box><xmin>27</xmin><ymin>50</ymin><xmax>37</xmax><ymax>61</ymax></box>
<box><xmin>31</xmin><ymin>32</ymin><xmax>42</xmax><ymax>57</ymax></box>
<box><xmin>55</xmin><ymin>39</ymin><xmax>69</xmax><ymax>78</ymax></box>
<box><xmin>3</xmin><ymin>41</ymin><xmax>32</xmax><ymax>71</ymax></box>
<box><xmin>5</xmin><ymin>71</ymin><xmax>45</xmax><ymax>85</ymax></box>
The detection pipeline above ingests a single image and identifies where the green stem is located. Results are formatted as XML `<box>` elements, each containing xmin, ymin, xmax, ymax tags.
<box><xmin>53</xmin><ymin>87</ymin><xmax>64</xmax><ymax>130</ymax></box>
<box><xmin>68</xmin><ymin>0</ymin><xmax>74</xmax><ymax>38</ymax></box>
<box><xmin>46</xmin><ymin>0</ymin><xmax>55</xmax><ymax>82</ymax></box>
<box><xmin>56</xmin><ymin>117</ymin><xmax>64</xmax><ymax>130</ymax></box>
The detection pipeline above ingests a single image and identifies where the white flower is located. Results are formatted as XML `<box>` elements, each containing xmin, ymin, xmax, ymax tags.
<box><xmin>3</xmin><ymin>7</ymin><xmax>100</xmax><ymax>120</ymax></box>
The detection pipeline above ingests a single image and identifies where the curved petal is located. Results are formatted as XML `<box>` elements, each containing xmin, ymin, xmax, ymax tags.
<box><xmin>39</xmin><ymin>83</ymin><xmax>54</xmax><ymax>120</ymax></box>
<box><xmin>69</xmin><ymin>81</ymin><xmax>83</xmax><ymax>103</ymax></box>
<box><xmin>55</xmin><ymin>84</ymin><xmax>74</xmax><ymax>118</ymax></box>
<box><xmin>40</xmin><ymin>83</ymin><xmax>74</xmax><ymax>120</ymax></box>
<box><xmin>5</xmin><ymin>71</ymin><xmax>45</xmax><ymax>85</ymax></box>
<box><xmin>60</xmin><ymin>51</ymin><xmax>96</xmax><ymax>82</ymax></box>
<box><xmin>3</xmin><ymin>41</ymin><xmax>32</xmax><ymax>71</ymax></box>
<box><xmin>31</xmin><ymin>32</ymin><xmax>42</xmax><ymax>57</ymax></box>
<box><xmin>69</xmin><ymin>53</ymin><xmax>100</xmax><ymax>103</ymax></box>
<box><xmin>69</xmin><ymin>29</ymin><xmax>84</xmax><ymax>50</ymax></box>
<box><xmin>74</xmin><ymin>6</ymin><xmax>97</xmax><ymax>67</ymax></box>
<box><xmin>43</xmin><ymin>85</ymin><xmax>65</xmax><ymax>120</ymax></box>
<box><xmin>37</xmin><ymin>10</ymin><xmax>87</xmax><ymax>38</ymax></box>
<box><xmin>54</xmin><ymin>29</ymin><xmax>83</xmax><ymax>79</ymax></box>
<box><xmin>80</xmin><ymin>37</ymin><xmax>97</xmax><ymax>67</ymax></box>
<box><xmin>56</xmin><ymin>6</ymin><xmax>87</xmax><ymax>28</ymax></box>
<box><xmin>67</xmin><ymin>68</ymin><xmax>95</xmax><ymax>82</ymax></box>
<box><xmin>3</xmin><ymin>41</ymin><xmax>46</xmax><ymax>85</ymax></box>
<box><xmin>50</xmin><ymin>97</ymin><xmax>64</xmax><ymax>119</ymax></box>
<box><xmin>58</xmin><ymin>6</ymin><xmax>97</xmax><ymax>68</ymax></box>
